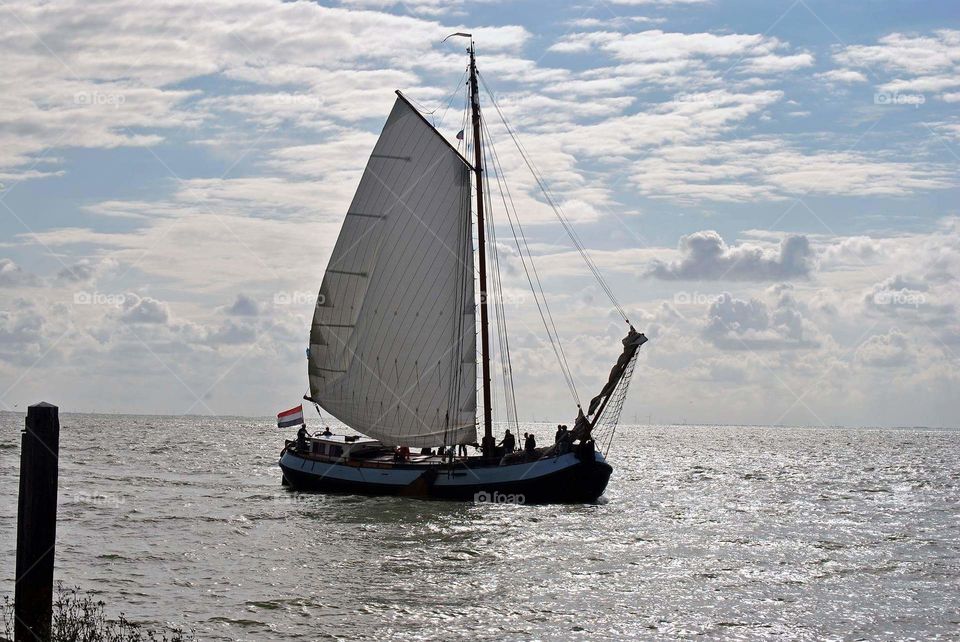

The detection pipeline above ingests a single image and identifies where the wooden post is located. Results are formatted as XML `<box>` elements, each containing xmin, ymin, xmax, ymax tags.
<box><xmin>15</xmin><ymin>402</ymin><xmax>60</xmax><ymax>642</ymax></box>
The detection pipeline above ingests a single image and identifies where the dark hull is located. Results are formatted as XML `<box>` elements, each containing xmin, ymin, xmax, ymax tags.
<box><xmin>279</xmin><ymin>454</ymin><xmax>612</xmax><ymax>504</ymax></box>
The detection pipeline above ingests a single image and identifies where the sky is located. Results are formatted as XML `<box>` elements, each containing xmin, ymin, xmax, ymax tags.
<box><xmin>0</xmin><ymin>0</ymin><xmax>957</xmax><ymax>428</ymax></box>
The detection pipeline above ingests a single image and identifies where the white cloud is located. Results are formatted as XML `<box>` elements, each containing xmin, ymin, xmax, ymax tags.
<box><xmin>1</xmin><ymin>5</ymin><xmax>958</xmax><ymax>427</ymax></box>
<box><xmin>816</xmin><ymin>69</ymin><xmax>868</xmax><ymax>84</ymax></box>
<box><xmin>834</xmin><ymin>30</ymin><xmax>960</xmax><ymax>76</ymax></box>
<box><xmin>818</xmin><ymin>235</ymin><xmax>883</xmax><ymax>267</ymax></box>
<box><xmin>647</xmin><ymin>230</ymin><xmax>813</xmax><ymax>281</ymax></box>
<box><xmin>864</xmin><ymin>274</ymin><xmax>955</xmax><ymax>321</ymax></box>
<box><xmin>550</xmin><ymin>30</ymin><xmax>776</xmax><ymax>63</ymax></box>
<box><xmin>855</xmin><ymin>328</ymin><xmax>913</xmax><ymax>367</ymax></box>
<box><xmin>832</xmin><ymin>29</ymin><xmax>960</xmax><ymax>98</ymax></box>
<box><xmin>702</xmin><ymin>289</ymin><xmax>817</xmax><ymax>350</ymax></box>
<box><xmin>741</xmin><ymin>53</ymin><xmax>814</xmax><ymax>74</ymax></box>
<box><xmin>120</xmin><ymin>294</ymin><xmax>170</xmax><ymax>324</ymax></box>
<box><xmin>606</xmin><ymin>0</ymin><xmax>708</xmax><ymax>4</ymax></box>
<box><xmin>55</xmin><ymin>257</ymin><xmax>119</xmax><ymax>284</ymax></box>
<box><xmin>630</xmin><ymin>138</ymin><xmax>954</xmax><ymax>202</ymax></box>
<box><xmin>0</xmin><ymin>0</ymin><xmax>529</xmax><ymax>175</ymax></box>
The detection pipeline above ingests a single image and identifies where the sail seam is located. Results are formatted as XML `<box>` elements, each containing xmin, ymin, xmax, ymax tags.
<box><xmin>310</xmin><ymin>95</ymin><xmax>477</xmax><ymax>446</ymax></box>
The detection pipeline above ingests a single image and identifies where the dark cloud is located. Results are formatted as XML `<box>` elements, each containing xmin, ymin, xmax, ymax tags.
<box><xmin>0</xmin><ymin>301</ymin><xmax>44</xmax><ymax>345</ymax></box>
<box><xmin>57</xmin><ymin>263</ymin><xmax>97</xmax><ymax>283</ymax></box>
<box><xmin>0</xmin><ymin>258</ymin><xmax>40</xmax><ymax>287</ymax></box>
<box><xmin>120</xmin><ymin>294</ymin><xmax>169</xmax><ymax>324</ymax></box>
<box><xmin>56</xmin><ymin>257</ymin><xmax>118</xmax><ymax>283</ymax></box>
<box><xmin>864</xmin><ymin>274</ymin><xmax>954</xmax><ymax>320</ymax></box>
<box><xmin>647</xmin><ymin>231</ymin><xmax>813</xmax><ymax>281</ymax></box>
<box><xmin>206</xmin><ymin>319</ymin><xmax>258</xmax><ymax>345</ymax></box>
<box><xmin>703</xmin><ymin>290</ymin><xmax>818</xmax><ymax>350</ymax></box>
<box><xmin>0</xmin><ymin>300</ymin><xmax>51</xmax><ymax>366</ymax></box>
<box><xmin>225</xmin><ymin>293</ymin><xmax>260</xmax><ymax>317</ymax></box>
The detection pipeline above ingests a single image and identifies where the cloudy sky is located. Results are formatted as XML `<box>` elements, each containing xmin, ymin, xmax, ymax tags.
<box><xmin>0</xmin><ymin>0</ymin><xmax>957</xmax><ymax>428</ymax></box>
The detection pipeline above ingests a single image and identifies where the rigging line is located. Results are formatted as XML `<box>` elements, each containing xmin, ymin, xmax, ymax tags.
<box><xmin>437</xmin><ymin>65</ymin><xmax>470</xmax><ymax>125</ymax></box>
<box><xmin>477</xmin><ymin>71</ymin><xmax>629</xmax><ymax>323</ymax></box>
<box><xmin>482</xmin><ymin>111</ymin><xmax>578</xmax><ymax>405</ymax></box>
<box><xmin>408</xmin><ymin>66</ymin><xmax>467</xmax><ymax>122</ymax></box>
<box><xmin>490</xmin><ymin>177</ymin><xmax>578</xmax><ymax>409</ymax></box>
<box><xmin>473</xmin><ymin>108</ymin><xmax>512</xmax><ymax>433</ymax></box>
<box><xmin>458</xmin><ymin>87</ymin><xmax>469</xmax><ymax>155</ymax></box>
<box><xmin>480</xmin><ymin>88</ymin><xmax>627</xmax><ymax>327</ymax></box>
<box><xmin>485</xmin><ymin>106</ymin><xmax>626</xmax><ymax>327</ymax></box>
<box><xmin>479</xmin><ymin>108</ymin><xmax>579</xmax><ymax>395</ymax></box>
<box><xmin>484</xmin><ymin>183</ymin><xmax>509</xmax><ymax>422</ymax></box>
<box><xmin>480</xmin><ymin>112</ymin><xmax>581</xmax><ymax>406</ymax></box>
<box><xmin>481</xmin><ymin>133</ymin><xmax>519</xmax><ymax>429</ymax></box>
<box><xmin>484</xmin><ymin>119</ymin><xmax>579</xmax><ymax>407</ymax></box>
<box><xmin>490</xmin><ymin>225</ymin><xmax>518</xmax><ymax>428</ymax></box>
<box><xmin>480</xmin><ymin>155</ymin><xmax>514</xmax><ymax>429</ymax></box>
<box><xmin>488</xmin><ymin>152</ymin><xmax>521</xmax><ymax>430</ymax></box>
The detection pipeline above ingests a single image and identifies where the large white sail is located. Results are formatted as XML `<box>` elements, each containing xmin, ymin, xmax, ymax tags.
<box><xmin>308</xmin><ymin>94</ymin><xmax>476</xmax><ymax>447</ymax></box>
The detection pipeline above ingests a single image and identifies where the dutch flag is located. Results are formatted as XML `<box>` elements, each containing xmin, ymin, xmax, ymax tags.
<box><xmin>277</xmin><ymin>405</ymin><xmax>304</xmax><ymax>428</ymax></box>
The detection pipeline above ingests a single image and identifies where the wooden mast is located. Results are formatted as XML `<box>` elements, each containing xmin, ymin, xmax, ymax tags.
<box><xmin>468</xmin><ymin>40</ymin><xmax>496</xmax><ymax>457</ymax></box>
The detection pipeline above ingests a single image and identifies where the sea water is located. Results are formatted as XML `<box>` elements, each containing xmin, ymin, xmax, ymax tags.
<box><xmin>1</xmin><ymin>413</ymin><xmax>958</xmax><ymax>640</ymax></box>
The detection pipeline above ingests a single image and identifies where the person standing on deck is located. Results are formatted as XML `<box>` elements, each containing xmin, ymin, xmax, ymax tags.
<box><xmin>500</xmin><ymin>429</ymin><xmax>516</xmax><ymax>453</ymax></box>
<box><xmin>524</xmin><ymin>432</ymin><xmax>537</xmax><ymax>457</ymax></box>
<box><xmin>297</xmin><ymin>424</ymin><xmax>311</xmax><ymax>451</ymax></box>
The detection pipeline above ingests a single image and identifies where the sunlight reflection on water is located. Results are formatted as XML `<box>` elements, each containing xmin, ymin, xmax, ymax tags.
<box><xmin>1</xmin><ymin>414</ymin><xmax>958</xmax><ymax>640</ymax></box>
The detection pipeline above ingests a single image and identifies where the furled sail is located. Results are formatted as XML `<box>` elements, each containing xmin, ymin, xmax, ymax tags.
<box><xmin>587</xmin><ymin>327</ymin><xmax>647</xmax><ymax>417</ymax></box>
<box><xmin>308</xmin><ymin>94</ymin><xmax>476</xmax><ymax>447</ymax></box>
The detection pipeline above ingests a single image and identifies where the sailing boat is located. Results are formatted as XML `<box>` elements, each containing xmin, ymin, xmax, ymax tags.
<box><xmin>278</xmin><ymin>36</ymin><xmax>647</xmax><ymax>503</ymax></box>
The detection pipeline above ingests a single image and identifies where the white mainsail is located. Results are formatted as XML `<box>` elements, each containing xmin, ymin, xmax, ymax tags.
<box><xmin>309</xmin><ymin>94</ymin><xmax>477</xmax><ymax>447</ymax></box>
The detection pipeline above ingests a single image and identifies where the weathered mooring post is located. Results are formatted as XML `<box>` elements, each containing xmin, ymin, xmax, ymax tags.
<box><xmin>15</xmin><ymin>402</ymin><xmax>60</xmax><ymax>642</ymax></box>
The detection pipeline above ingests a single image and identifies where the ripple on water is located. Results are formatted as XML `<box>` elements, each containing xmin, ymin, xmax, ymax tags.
<box><xmin>0</xmin><ymin>415</ymin><xmax>958</xmax><ymax>640</ymax></box>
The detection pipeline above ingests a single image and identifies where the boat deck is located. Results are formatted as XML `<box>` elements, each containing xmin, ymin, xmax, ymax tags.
<box><xmin>293</xmin><ymin>449</ymin><xmax>479</xmax><ymax>466</ymax></box>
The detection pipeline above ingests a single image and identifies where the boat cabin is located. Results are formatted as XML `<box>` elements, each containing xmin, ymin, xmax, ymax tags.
<box><xmin>301</xmin><ymin>434</ymin><xmax>383</xmax><ymax>460</ymax></box>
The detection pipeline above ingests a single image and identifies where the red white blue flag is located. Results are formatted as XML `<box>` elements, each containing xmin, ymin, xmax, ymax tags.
<box><xmin>277</xmin><ymin>405</ymin><xmax>304</xmax><ymax>428</ymax></box>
